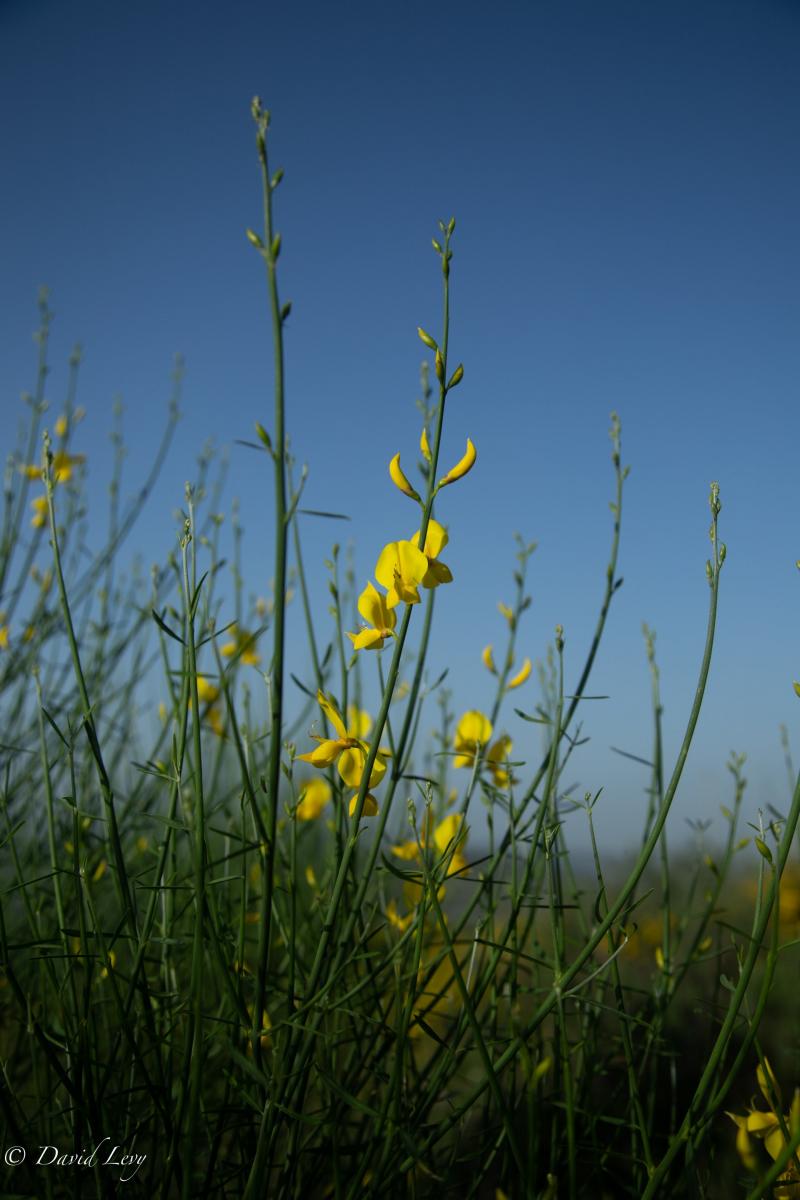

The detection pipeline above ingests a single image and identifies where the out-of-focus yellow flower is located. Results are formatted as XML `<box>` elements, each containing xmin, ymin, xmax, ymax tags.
<box><xmin>487</xmin><ymin>735</ymin><xmax>513</xmax><ymax>787</ymax></box>
<box><xmin>420</xmin><ymin>427</ymin><xmax>432</xmax><ymax>463</ymax></box>
<box><xmin>54</xmin><ymin>415</ymin><xmax>68</xmax><ymax>438</ymax></box>
<box><xmin>305</xmin><ymin>864</ymin><xmax>317</xmax><ymax>888</ymax></box>
<box><xmin>391</xmin><ymin>813</ymin><xmax>467</xmax><ymax>877</ymax></box>
<box><xmin>389</xmin><ymin>453</ymin><xmax>421</xmax><ymax>503</ymax></box>
<box><xmin>374</xmin><ymin>539</ymin><xmax>429</xmax><ymax>608</ymax></box>
<box><xmin>498</xmin><ymin>602</ymin><xmax>514</xmax><ymax>628</ymax></box>
<box><xmin>654</xmin><ymin>946</ymin><xmax>666</xmax><ymax>971</ymax></box>
<box><xmin>31</xmin><ymin>495</ymin><xmax>48</xmax><ymax>528</ymax></box>
<box><xmin>195</xmin><ymin>675</ymin><xmax>220</xmax><ymax>705</ymax></box>
<box><xmin>454</xmin><ymin>710</ymin><xmax>493</xmax><ymax>768</ymax></box>
<box><xmin>346</xmin><ymin>705</ymin><xmax>372</xmax><ymax>739</ymax></box>
<box><xmin>158</xmin><ymin>702</ymin><xmax>168</xmax><ymax>723</ymax></box>
<box><xmin>347</xmin><ymin>582</ymin><xmax>397</xmax><ymax>650</ymax></box>
<box><xmin>507</xmin><ymin>658</ymin><xmax>532</xmax><ymax>690</ymax></box>
<box><xmin>100</xmin><ymin>950</ymin><xmax>117</xmax><ymax>979</ymax></box>
<box><xmin>91</xmin><ymin>859</ymin><xmax>108</xmax><ymax>883</ymax></box>
<box><xmin>22</xmin><ymin>626</ymin><xmax>35</xmax><ymax>644</ymax></box>
<box><xmin>221</xmin><ymin>624</ymin><xmax>261</xmax><ymax>666</ymax></box>
<box><xmin>136</xmin><ymin>836</ymin><xmax>149</xmax><ymax>854</ymax></box>
<box><xmin>437</xmin><ymin>438</ymin><xmax>476</xmax><ymax>489</ymax></box>
<box><xmin>296</xmin><ymin>777</ymin><xmax>331</xmax><ymax>821</ymax></box>
<box><xmin>386</xmin><ymin>898</ymin><xmax>413</xmax><ymax>932</ymax></box>
<box><xmin>297</xmin><ymin>691</ymin><xmax>387</xmax><ymax>791</ymax></box>
<box><xmin>411</xmin><ymin>519</ymin><xmax>452</xmax><ymax>589</ymax></box>
<box><xmin>482</xmin><ymin>644</ymin><xmax>496</xmax><ymax>674</ymax></box>
<box><xmin>0</xmin><ymin>624</ymin><xmax>9</xmax><ymax>651</ymax></box>
<box><xmin>255</xmin><ymin>596</ymin><xmax>268</xmax><ymax>618</ymax></box>
<box><xmin>206</xmin><ymin>706</ymin><xmax>224</xmax><ymax>737</ymax></box>
<box><xmin>245</xmin><ymin>1006</ymin><xmax>272</xmax><ymax>1052</ymax></box>
<box><xmin>22</xmin><ymin>450</ymin><xmax>85</xmax><ymax>484</ymax></box>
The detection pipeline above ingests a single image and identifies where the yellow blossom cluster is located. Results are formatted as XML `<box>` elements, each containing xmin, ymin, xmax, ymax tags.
<box><xmin>21</xmin><ymin>449</ymin><xmax>86</xmax><ymax>527</ymax></box>
<box><xmin>297</xmin><ymin>692</ymin><xmax>388</xmax><ymax>817</ymax></box>
<box><xmin>453</xmin><ymin>711</ymin><xmax>514</xmax><ymax>786</ymax></box>
<box><xmin>728</xmin><ymin>1061</ymin><xmax>800</xmax><ymax>1196</ymax></box>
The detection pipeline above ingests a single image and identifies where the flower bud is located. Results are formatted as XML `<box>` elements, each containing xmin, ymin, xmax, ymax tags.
<box><xmin>447</xmin><ymin>363</ymin><xmax>464</xmax><ymax>389</ymax></box>
<box><xmin>434</xmin><ymin>349</ymin><xmax>445</xmax><ymax>382</ymax></box>
<box><xmin>246</xmin><ymin>229</ymin><xmax>264</xmax><ymax>249</ymax></box>
<box><xmin>482</xmin><ymin>644</ymin><xmax>496</xmax><ymax>674</ymax></box>
<box><xmin>417</xmin><ymin>327</ymin><xmax>438</xmax><ymax>351</ymax></box>
<box><xmin>437</xmin><ymin>438</ymin><xmax>476</xmax><ymax>489</ymax></box>
<box><xmin>420</xmin><ymin>427</ymin><xmax>432</xmax><ymax>463</ymax></box>
<box><xmin>507</xmin><ymin>658</ymin><xmax>532</xmax><ymax>690</ymax></box>
<box><xmin>389</xmin><ymin>453</ymin><xmax>422</xmax><ymax>503</ymax></box>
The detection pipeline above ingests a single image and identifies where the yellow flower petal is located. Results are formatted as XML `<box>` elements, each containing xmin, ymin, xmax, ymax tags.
<box><xmin>482</xmin><ymin>644</ymin><xmax>496</xmax><ymax>674</ymax></box>
<box><xmin>386</xmin><ymin>898</ymin><xmax>412</xmax><ymax>931</ymax></box>
<box><xmin>433</xmin><ymin>814</ymin><xmax>463</xmax><ymax>855</ymax></box>
<box><xmin>413</xmin><ymin>518</ymin><xmax>449</xmax><ymax>560</ymax></box>
<box><xmin>349</xmin><ymin>792</ymin><xmax>379</xmax><ymax>817</ymax></box>
<box><xmin>338</xmin><ymin>745</ymin><xmax>386</xmax><ymax>790</ymax></box>
<box><xmin>391</xmin><ymin>839</ymin><xmax>420</xmax><ymax>861</ymax></box>
<box><xmin>346</xmin><ymin>704</ymin><xmax>372</xmax><ymax>739</ymax></box>
<box><xmin>297</xmin><ymin>777</ymin><xmax>331</xmax><ymax>820</ymax></box>
<box><xmin>456</xmin><ymin>710</ymin><xmax>493</xmax><ymax>746</ymax></box>
<box><xmin>297</xmin><ymin>739</ymin><xmax>343</xmax><ymax>768</ymax></box>
<box><xmin>420</xmin><ymin>427</ymin><xmax>432</xmax><ymax>463</ymax></box>
<box><xmin>375</xmin><ymin>540</ymin><xmax>428</xmax><ymax>607</ymax></box>
<box><xmin>507</xmin><ymin>658</ymin><xmax>532</xmax><ymax>690</ymax></box>
<box><xmin>316</xmin><ymin>690</ymin><xmax>348</xmax><ymax>739</ymax></box>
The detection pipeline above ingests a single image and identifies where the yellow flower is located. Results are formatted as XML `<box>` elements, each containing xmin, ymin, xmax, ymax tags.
<box><xmin>100</xmin><ymin>950</ymin><xmax>116</xmax><ymax>980</ymax></box>
<box><xmin>386</xmin><ymin>897</ymin><xmax>413</xmax><ymax>932</ymax></box>
<box><xmin>498</xmin><ymin>602</ymin><xmax>514</xmax><ymax>628</ymax></box>
<box><xmin>297</xmin><ymin>691</ymin><xmax>387</xmax><ymax>791</ymax></box>
<box><xmin>346</xmin><ymin>705</ymin><xmax>372</xmax><ymax>739</ymax></box>
<box><xmin>374</xmin><ymin>539</ymin><xmax>429</xmax><ymax>608</ymax></box>
<box><xmin>420</xmin><ymin>427</ymin><xmax>432</xmax><ymax>463</ymax></box>
<box><xmin>296</xmin><ymin>777</ymin><xmax>331</xmax><ymax>821</ymax></box>
<box><xmin>437</xmin><ymin>438</ymin><xmax>476</xmax><ymax>489</ymax></box>
<box><xmin>0</xmin><ymin>625</ymin><xmax>8</xmax><ymax>651</ymax></box>
<box><xmin>727</xmin><ymin>1064</ymin><xmax>800</xmax><ymax>1192</ymax></box>
<box><xmin>410</xmin><ymin>519</ymin><xmax>453</xmax><ymax>589</ymax></box>
<box><xmin>54</xmin><ymin>415</ymin><xmax>68</xmax><ymax>438</ymax></box>
<box><xmin>486</xmin><ymin>735</ymin><xmax>513</xmax><ymax>787</ymax></box>
<box><xmin>22</xmin><ymin>450</ymin><xmax>85</xmax><ymax>484</ymax></box>
<box><xmin>348</xmin><ymin>793</ymin><xmax>379</xmax><ymax>817</ymax></box>
<box><xmin>206</xmin><ymin>706</ymin><xmax>225</xmax><ymax>737</ymax></box>
<box><xmin>347</xmin><ymin>582</ymin><xmax>397</xmax><ymax>650</ymax></box>
<box><xmin>305</xmin><ymin>864</ymin><xmax>317</xmax><ymax>888</ymax></box>
<box><xmin>391</xmin><ymin>813</ymin><xmax>467</xmax><ymax>877</ymax></box>
<box><xmin>91</xmin><ymin>859</ymin><xmax>108</xmax><ymax>883</ymax></box>
<box><xmin>221</xmin><ymin>624</ymin><xmax>261</xmax><ymax>666</ymax></box>
<box><xmin>482</xmin><ymin>644</ymin><xmax>496</xmax><ymax>674</ymax></box>
<box><xmin>30</xmin><ymin>495</ymin><xmax>48</xmax><ymax>528</ymax></box>
<box><xmin>389</xmin><ymin>453</ymin><xmax>422</xmax><ymax>503</ymax></box>
<box><xmin>195</xmin><ymin>675</ymin><xmax>220</xmax><ymax>705</ymax></box>
<box><xmin>507</xmin><ymin>657</ymin><xmax>532</xmax><ymax>690</ymax></box>
<box><xmin>454</xmin><ymin>710</ymin><xmax>493</xmax><ymax>768</ymax></box>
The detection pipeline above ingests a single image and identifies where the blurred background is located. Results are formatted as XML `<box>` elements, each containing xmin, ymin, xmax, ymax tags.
<box><xmin>2</xmin><ymin>0</ymin><xmax>800</xmax><ymax>850</ymax></box>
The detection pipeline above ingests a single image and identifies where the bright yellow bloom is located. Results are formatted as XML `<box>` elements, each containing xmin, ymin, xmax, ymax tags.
<box><xmin>411</xmin><ymin>519</ymin><xmax>453</xmax><ymax>588</ymax></box>
<box><xmin>728</xmin><ymin>1065</ymin><xmax>800</xmax><ymax>1194</ymax></box>
<box><xmin>391</xmin><ymin>813</ymin><xmax>467</xmax><ymax>877</ymax></box>
<box><xmin>487</xmin><ymin>735</ymin><xmax>513</xmax><ymax>787</ymax></box>
<box><xmin>221</xmin><ymin>624</ymin><xmax>261</xmax><ymax>665</ymax></box>
<box><xmin>507</xmin><ymin>657</ymin><xmax>532</xmax><ymax>690</ymax></box>
<box><xmin>346</xmin><ymin>705</ymin><xmax>372</xmax><ymax>739</ymax></box>
<box><xmin>297</xmin><ymin>777</ymin><xmax>331</xmax><ymax>820</ymax></box>
<box><xmin>374</xmin><ymin>539</ymin><xmax>429</xmax><ymax>608</ymax></box>
<box><xmin>31</xmin><ymin>495</ymin><xmax>48</xmax><ymax>528</ymax></box>
<box><xmin>297</xmin><ymin>691</ymin><xmax>387</xmax><ymax>791</ymax></box>
<box><xmin>420</xmin><ymin>427</ymin><xmax>432</xmax><ymax>463</ymax></box>
<box><xmin>454</xmin><ymin>710</ymin><xmax>493</xmax><ymax>768</ymax></box>
<box><xmin>437</xmin><ymin>438</ymin><xmax>476</xmax><ymax>489</ymax></box>
<box><xmin>348</xmin><ymin>792</ymin><xmax>379</xmax><ymax>817</ymax></box>
<box><xmin>482</xmin><ymin>644</ymin><xmax>496</xmax><ymax>674</ymax></box>
<box><xmin>347</xmin><ymin>582</ymin><xmax>397</xmax><ymax>650</ymax></box>
<box><xmin>389</xmin><ymin>453</ymin><xmax>421</xmax><ymax>503</ymax></box>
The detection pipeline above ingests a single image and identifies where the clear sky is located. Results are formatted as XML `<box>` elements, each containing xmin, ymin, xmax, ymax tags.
<box><xmin>3</xmin><ymin>0</ymin><xmax>800</xmax><ymax>851</ymax></box>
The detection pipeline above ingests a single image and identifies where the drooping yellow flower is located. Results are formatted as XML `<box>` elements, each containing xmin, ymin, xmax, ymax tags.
<box><xmin>348</xmin><ymin>793</ymin><xmax>379</xmax><ymax>817</ymax></box>
<box><xmin>410</xmin><ymin>519</ymin><xmax>453</xmax><ymax>588</ymax></box>
<box><xmin>437</xmin><ymin>438</ymin><xmax>476</xmax><ymax>489</ymax></box>
<box><xmin>486</xmin><ymin>735</ymin><xmax>513</xmax><ymax>787</ymax></box>
<box><xmin>347</xmin><ymin>582</ymin><xmax>397</xmax><ymax>650</ymax></box>
<box><xmin>389</xmin><ymin>453</ymin><xmax>421</xmax><ymax>503</ymax></box>
<box><xmin>30</xmin><ymin>495</ymin><xmax>48</xmax><ymax>528</ymax></box>
<box><xmin>454</xmin><ymin>710</ymin><xmax>493</xmax><ymax>768</ymax></box>
<box><xmin>297</xmin><ymin>777</ymin><xmax>331</xmax><ymax>821</ymax></box>
<box><xmin>221</xmin><ymin>624</ymin><xmax>261</xmax><ymax>666</ymax></box>
<box><xmin>482</xmin><ymin>644</ymin><xmax>496</xmax><ymax>674</ymax></box>
<box><xmin>297</xmin><ymin>691</ymin><xmax>387</xmax><ymax>791</ymax></box>
<box><xmin>420</xmin><ymin>427</ymin><xmax>432</xmax><ymax>463</ymax></box>
<box><xmin>507</xmin><ymin>657</ymin><xmax>532</xmax><ymax>690</ymax></box>
<box><xmin>374</xmin><ymin>539</ymin><xmax>429</xmax><ymax>608</ymax></box>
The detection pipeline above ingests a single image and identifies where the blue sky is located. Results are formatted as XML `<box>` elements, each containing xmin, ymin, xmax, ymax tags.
<box><xmin>3</xmin><ymin>0</ymin><xmax>800</xmax><ymax>849</ymax></box>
